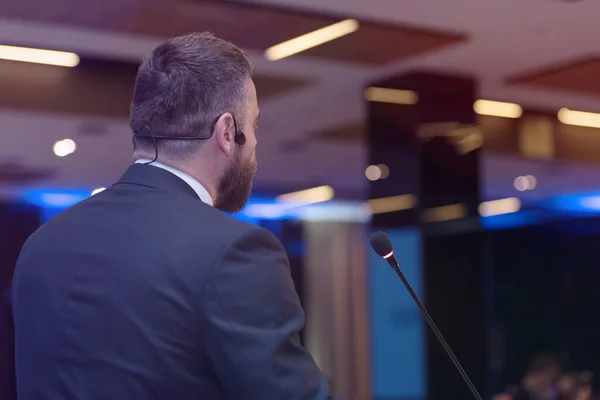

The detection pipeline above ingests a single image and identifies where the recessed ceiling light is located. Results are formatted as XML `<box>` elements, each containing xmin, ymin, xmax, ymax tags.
<box><xmin>365</xmin><ymin>165</ymin><xmax>382</xmax><ymax>181</ymax></box>
<box><xmin>474</xmin><ymin>100</ymin><xmax>523</xmax><ymax>119</ymax></box>
<box><xmin>364</xmin><ymin>87</ymin><xmax>418</xmax><ymax>105</ymax></box>
<box><xmin>265</xmin><ymin>19</ymin><xmax>359</xmax><ymax>61</ymax></box>
<box><xmin>514</xmin><ymin>175</ymin><xmax>537</xmax><ymax>191</ymax></box>
<box><xmin>0</xmin><ymin>44</ymin><xmax>79</xmax><ymax>67</ymax></box>
<box><xmin>276</xmin><ymin>185</ymin><xmax>334</xmax><ymax>205</ymax></box>
<box><xmin>558</xmin><ymin>108</ymin><xmax>600</xmax><ymax>129</ymax></box>
<box><xmin>478</xmin><ymin>197</ymin><xmax>521</xmax><ymax>217</ymax></box>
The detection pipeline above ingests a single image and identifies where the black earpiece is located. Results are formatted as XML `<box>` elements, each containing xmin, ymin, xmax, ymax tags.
<box><xmin>234</xmin><ymin>131</ymin><xmax>246</xmax><ymax>145</ymax></box>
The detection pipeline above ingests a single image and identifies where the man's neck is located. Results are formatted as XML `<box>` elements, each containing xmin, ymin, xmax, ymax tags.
<box><xmin>133</xmin><ymin>156</ymin><xmax>216</xmax><ymax>203</ymax></box>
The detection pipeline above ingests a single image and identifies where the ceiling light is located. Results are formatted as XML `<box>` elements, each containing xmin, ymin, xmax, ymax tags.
<box><xmin>365</xmin><ymin>165</ymin><xmax>382</xmax><ymax>181</ymax></box>
<box><xmin>378</xmin><ymin>164</ymin><xmax>390</xmax><ymax>179</ymax></box>
<box><xmin>513</xmin><ymin>175</ymin><xmax>536</xmax><ymax>191</ymax></box>
<box><xmin>276</xmin><ymin>185</ymin><xmax>335</xmax><ymax>205</ymax></box>
<box><xmin>265</xmin><ymin>19</ymin><xmax>359</xmax><ymax>61</ymax></box>
<box><xmin>368</xmin><ymin>194</ymin><xmax>416</xmax><ymax>215</ymax></box>
<box><xmin>53</xmin><ymin>139</ymin><xmax>76</xmax><ymax>157</ymax></box>
<box><xmin>558</xmin><ymin>108</ymin><xmax>600</xmax><ymax>128</ymax></box>
<box><xmin>478</xmin><ymin>197</ymin><xmax>521</xmax><ymax>217</ymax></box>
<box><xmin>474</xmin><ymin>100</ymin><xmax>523</xmax><ymax>119</ymax></box>
<box><xmin>422</xmin><ymin>203</ymin><xmax>467</xmax><ymax>223</ymax></box>
<box><xmin>514</xmin><ymin>176</ymin><xmax>528</xmax><ymax>191</ymax></box>
<box><xmin>0</xmin><ymin>44</ymin><xmax>79</xmax><ymax>67</ymax></box>
<box><xmin>364</xmin><ymin>87</ymin><xmax>418</xmax><ymax>105</ymax></box>
<box><xmin>91</xmin><ymin>188</ymin><xmax>106</xmax><ymax>196</ymax></box>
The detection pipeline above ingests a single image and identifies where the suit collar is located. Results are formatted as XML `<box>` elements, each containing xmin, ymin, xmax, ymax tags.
<box><xmin>134</xmin><ymin>160</ymin><xmax>213</xmax><ymax>206</ymax></box>
<box><xmin>116</xmin><ymin>163</ymin><xmax>205</xmax><ymax>202</ymax></box>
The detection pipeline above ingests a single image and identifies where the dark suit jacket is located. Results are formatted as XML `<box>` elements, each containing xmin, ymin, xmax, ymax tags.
<box><xmin>12</xmin><ymin>164</ymin><xmax>331</xmax><ymax>400</ymax></box>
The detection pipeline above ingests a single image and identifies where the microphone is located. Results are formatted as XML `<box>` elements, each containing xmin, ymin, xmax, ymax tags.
<box><xmin>369</xmin><ymin>231</ymin><xmax>483</xmax><ymax>400</ymax></box>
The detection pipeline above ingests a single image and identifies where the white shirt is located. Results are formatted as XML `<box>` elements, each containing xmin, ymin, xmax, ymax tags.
<box><xmin>135</xmin><ymin>159</ymin><xmax>213</xmax><ymax>206</ymax></box>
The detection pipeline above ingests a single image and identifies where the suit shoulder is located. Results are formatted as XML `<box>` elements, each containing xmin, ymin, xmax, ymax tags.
<box><xmin>228</xmin><ymin>222</ymin><xmax>281</xmax><ymax>248</ymax></box>
<box><xmin>174</xmin><ymin>198</ymin><xmax>277</xmax><ymax>247</ymax></box>
<box><xmin>186</xmin><ymin>202</ymin><xmax>256</xmax><ymax>233</ymax></box>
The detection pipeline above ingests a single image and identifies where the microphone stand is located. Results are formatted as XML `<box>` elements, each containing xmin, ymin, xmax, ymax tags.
<box><xmin>386</xmin><ymin>257</ymin><xmax>484</xmax><ymax>400</ymax></box>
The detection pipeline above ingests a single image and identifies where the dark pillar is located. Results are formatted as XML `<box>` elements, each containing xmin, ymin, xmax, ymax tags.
<box><xmin>367</xmin><ymin>72</ymin><xmax>487</xmax><ymax>399</ymax></box>
<box><xmin>0</xmin><ymin>203</ymin><xmax>41</xmax><ymax>400</ymax></box>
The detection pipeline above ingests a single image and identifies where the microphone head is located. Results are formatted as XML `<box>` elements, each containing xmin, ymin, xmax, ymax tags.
<box><xmin>370</xmin><ymin>231</ymin><xmax>394</xmax><ymax>259</ymax></box>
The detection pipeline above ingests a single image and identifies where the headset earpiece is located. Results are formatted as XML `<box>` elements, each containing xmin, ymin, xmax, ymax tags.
<box><xmin>234</xmin><ymin>131</ymin><xmax>246</xmax><ymax>145</ymax></box>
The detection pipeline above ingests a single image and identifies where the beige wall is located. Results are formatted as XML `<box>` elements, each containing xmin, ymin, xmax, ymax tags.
<box><xmin>303</xmin><ymin>221</ymin><xmax>372</xmax><ymax>400</ymax></box>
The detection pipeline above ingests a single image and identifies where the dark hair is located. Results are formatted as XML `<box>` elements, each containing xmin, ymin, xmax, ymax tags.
<box><xmin>528</xmin><ymin>352</ymin><xmax>561</xmax><ymax>375</ymax></box>
<box><xmin>574</xmin><ymin>371</ymin><xmax>594</xmax><ymax>388</ymax></box>
<box><xmin>130</xmin><ymin>32</ymin><xmax>253</xmax><ymax>157</ymax></box>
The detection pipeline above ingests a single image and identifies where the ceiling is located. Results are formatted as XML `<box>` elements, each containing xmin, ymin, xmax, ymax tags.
<box><xmin>1</xmin><ymin>0</ymin><xmax>600</xmax><ymax>202</ymax></box>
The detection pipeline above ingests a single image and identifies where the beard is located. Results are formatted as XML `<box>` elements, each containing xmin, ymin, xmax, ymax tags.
<box><xmin>214</xmin><ymin>150</ymin><xmax>257</xmax><ymax>214</ymax></box>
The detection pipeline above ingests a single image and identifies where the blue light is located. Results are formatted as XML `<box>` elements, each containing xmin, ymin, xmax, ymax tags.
<box><xmin>580</xmin><ymin>196</ymin><xmax>600</xmax><ymax>210</ymax></box>
<box><xmin>544</xmin><ymin>192</ymin><xmax>600</xmax><ymax>215</ymax></box>
<box><xmin>21</xmin><ymin>189</ymin><xmax>91</xmax><ymax>209</ymax></box>
<box><xmin>242</xmin><ymin>199</ymin><xmax>290</xmax><ymax>220</ymax></box>
<box><xmin>21</xmin><ymin>189</ymin><xmax>366</xmax><ymax>223</ymax></box>
<box><xmin>240</xmin><ymin>199</ymin><xmax>369</xmax><ymax>222</ymax></box>
<box><xmin>480</xmin><ymin>211</ymin><xmax>543</xmax><ymax>230</ymax></box>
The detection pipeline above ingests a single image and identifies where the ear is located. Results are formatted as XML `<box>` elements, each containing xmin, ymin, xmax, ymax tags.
<box><xmin>214</xmin><ymin>113</ymin><xmax>235</xmax><ymax>156</ymax></box>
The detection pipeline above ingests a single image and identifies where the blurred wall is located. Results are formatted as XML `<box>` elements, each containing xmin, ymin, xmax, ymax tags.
<box><xmin>304</xmin><ymin>221</ymin><xmax>372</xmax><ymax>400</ymax></box>
<box><xmin>0</xmin><ymin>203</ymin><xmax>40</xmax><ymax>400</ymax></box>
<box><xmin>489</xmin><ymin>218</ymin><xmax>600</xmax><ymax>388</ymax></box>
<box><xmin>368</xmin><ymin>227</ymin><xmax>425</xmax><ymax>400</ymax></box>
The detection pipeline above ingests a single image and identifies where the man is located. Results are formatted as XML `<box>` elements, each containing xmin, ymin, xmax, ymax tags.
<box><xmin>513</xmin><ymin>353</ymin><xmax>561</xmax><ymax>400</ymax></box>
<box><xmin>570</xmin><ymin>372</ymin><xmax>593</xmax><ymax>400</ymax></box>
<box><xmin>12</xmin><ymin>32</ymin><xmax>332</xmax><ymax>399</ymax></box>
<box><xmin>558</xmin><ymin>371</ymin><xmax>593</xmax><ymax>400</ymax></box>
<box><xmin>491</xmin><ymin>394</ymin><xmax>513</xmax><ymax>400</ymax></box>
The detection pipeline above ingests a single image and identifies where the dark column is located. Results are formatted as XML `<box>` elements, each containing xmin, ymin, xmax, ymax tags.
<box><xmin>367</xmin><ymin>72</ymin><xmax>487</xmax><ymax>399</ymax></box>
<box><xmin>0</xmin><ymin>203</ymin><xmax>41</xmax><ymax>400</ymax></box>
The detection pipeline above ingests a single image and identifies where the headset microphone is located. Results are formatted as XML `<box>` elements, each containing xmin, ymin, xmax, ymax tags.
<box><xmin>132</xmin><ymin>114</ymin><xmax>246</xmax><ymax>164</ymax></box>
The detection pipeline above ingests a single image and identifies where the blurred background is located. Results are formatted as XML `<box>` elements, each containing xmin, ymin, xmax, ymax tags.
<box><xmin>3</xmin><ymin>0</ymin><xmax>600</xmax><ymax>399</ymax></box>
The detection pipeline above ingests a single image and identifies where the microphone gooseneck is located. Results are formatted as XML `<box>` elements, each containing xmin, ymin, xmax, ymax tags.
<box><xmin>369</xmin><ymin>231</ymin><xmax>484</xmax><ymax>400</ymax></box>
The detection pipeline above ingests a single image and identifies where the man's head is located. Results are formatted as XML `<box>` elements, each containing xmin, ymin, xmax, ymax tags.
<box><xmin>130</xmin><ymin>32</ymin><xmax>260</xmax><ymax>213</ymax></box>
<box><xmin>573</xmin><ymin>372</ymin><xmax>594</xmax><ymax>400</ymax></box>
<box><xmin>524</xmin><ymin>353</ymin><xmax>561</xmax><ymax>392</ymax></box>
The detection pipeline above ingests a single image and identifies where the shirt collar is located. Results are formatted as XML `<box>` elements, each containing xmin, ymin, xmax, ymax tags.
<box><xmin>134</xmin><ymin>160</ymin><xmax>213</xmax><ymax>206</ymax></box>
